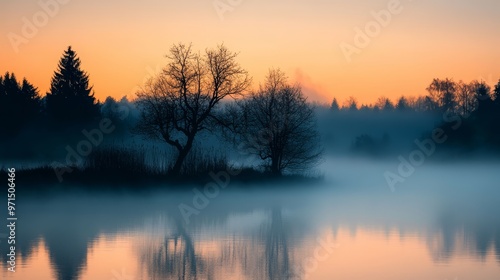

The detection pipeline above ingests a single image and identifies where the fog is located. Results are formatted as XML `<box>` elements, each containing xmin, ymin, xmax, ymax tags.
<box><xmin>2</xmin><ymin>157</ymin><xmax>499</xmax><ymax>279</ymax></box>
<box><xmin>316</xmin><ymin>107</ymin><xmax>444</xmax><ymax>157</ymax></box>
<box><xmin>2</xmin><ymin>99</ymin><xmax>496</xmax><ymax>172</ymax></box>
<box><xmin>2</xmin><ymin>96</ymin><xmax>500</xmax><ymax>279</ymax></box>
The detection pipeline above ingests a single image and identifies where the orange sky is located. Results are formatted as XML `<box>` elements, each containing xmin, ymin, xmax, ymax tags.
<box><xmin>1</xmin><ymin>0</ymin><xmax>499</xmax><ymax>105</ymax></box>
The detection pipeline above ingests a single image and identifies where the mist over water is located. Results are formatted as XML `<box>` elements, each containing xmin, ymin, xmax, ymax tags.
<box><xmin>2</xmin><ymin>157</ymin><xmax>500</xmax><ymax>280</ymax></box>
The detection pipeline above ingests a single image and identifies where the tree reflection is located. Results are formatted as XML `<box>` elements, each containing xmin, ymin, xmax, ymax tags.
<box><xmin>140</xmin><ymin>218</ymin><xmax>205</xmax><ymax>280</ymax></box>
<box><xmin>2</xmin><ymin>189</ymin><xmax>500</xmax><ymax>280</ymax></box>
<box><xmin>140</xmin><ymin>208</ymin><xmax>297</xmax><ymax>279</ymax></box>
<box><xmin>263</xmin><ymin>208</ymin><xmax>294</xmax><ymax>280</ymax></box>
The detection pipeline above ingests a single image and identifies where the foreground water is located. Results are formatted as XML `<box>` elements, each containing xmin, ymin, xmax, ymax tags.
<box><xmin>1</xmin><ymin>159</ymin><xmax>500</xmax><ymax>280</ymax></box>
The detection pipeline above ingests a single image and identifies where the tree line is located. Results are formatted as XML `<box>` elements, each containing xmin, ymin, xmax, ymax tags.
<box><xmin>330</xmin><ymin>78</ymin><xmax>500</xmax><ymax>153</ymax></box>
<box><xmin>2</xmin><ymin>44</ymin><xmax>499</xmax><ymax>178</ymax></box>
<box><xmin>330</xmin><ymin>78</ymin><xmax>500</xmax><ymax>114</ymax></box>
<box><xmin>1</xmin><ymin>46</ymin><xmax>100</xmax><ymax>137</ymax></box>
<box><xmin>1</xmin><ymin>44</ymin><xmax>321</xmax><ymax>177</ymax></box>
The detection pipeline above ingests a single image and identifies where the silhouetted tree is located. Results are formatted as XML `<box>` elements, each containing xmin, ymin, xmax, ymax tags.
<box><xmin>359</xmin><ymin>104</ymin><xmax>371</xmax><ymax>112</ymax></box>
<box><xmin>437</xmin><ymin>79</ymin><xmax>500</xmax><ymax>150</ymax></box>
<box><xmin>376</xmin><ymin>96</ymin><xmax>394</xmax><ymax>111</ymax></box>
<box><xmin>427</xmin><ymin>78</ymin><xmax>457</xmax><ymax>113</ymax></box>
<box><xmin>473</xmin><ymin>81</ymin><xmax>494</xmax><ymax>121</ymax></box>
<box><xmin>235</xmin><ymin>69</ymin><xmax>321</xmax><ymax>175</ymax></box>
<box><xmin>474</xmin><ymin>81</ymin><xmax>492</xmax><ymax>103</ymax></box>
<box><xmin>396</xmin><ymin>96</ymin><xmax>409</xmax><ymax>111</ymax></box>
<box><xmin>494</xmin><ymin>80</ymin><xmax>500</xmax><ymax>103</ymax></box>
<box><xmin>330</xmin><ymin>98</ymin><xmax>339</xmax><ymax>111</ymax></box>
<box><xmin>456</xmin><ymin>81</ymin><xmax>477</xmax><ymax>116</ymax></box>
<box><xmin>0</xmin><ymin>72</ymin><xmax>41</xmax><ymax>135</ymax></box>
<box><xmin>406</xmin><ymin>96</ymin><xmax>417</xmax><ymax>110</ymax></box>
<box><xmin>101</xmin><ymin>96</ymin><xmax>135</xmax><ymax>135</ymax></box>
<box><xmin>343</xmin><ymin>96</ymin><xmax>358</xmax><ymax>111</ymax></box>
<box><xmin>134</xmin><ymin>43</ymin><xmax>250</xmax><ymax>175</ymax></box>
<box><xmin>413</xmin><ymin>95</ymin><xmax>438</xmax><ymax>112</ymax></box>
<box><xmin>491</xmin><ymin>80</ymin><xmax>500</xmax><ymax>144</ymax></box>
<box><xmin>46</xmin><ymin>46</ymin><xmax>100</xmax><ymax>124</ymax></box>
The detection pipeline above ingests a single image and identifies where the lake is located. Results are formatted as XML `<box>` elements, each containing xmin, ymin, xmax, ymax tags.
<box><xmin>1</xmin><ymin>159</ymin><xmax>500</xmax><ymax>280</ymax></box>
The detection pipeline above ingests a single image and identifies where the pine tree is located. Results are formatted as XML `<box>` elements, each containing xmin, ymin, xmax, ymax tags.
<box><xmin>494</xmin><ymin>80</ymin><xmax>500</xmax><ymax>104</ymax></box>
<box><xmin>330</xmin><ymin>98</ymin><xmax>339</xmax><ymax>111</ymax></box>
<box><xmin>20</xmin><ymin>78</ymin><xmax>41</xmax><ymax>121</ymax></box>
<box><xmin>3</xmin><ymin>72</ymin><xmax>20</xmax><ymax>95</ymax></box>
<box><xmin>46</xmin><ymin>46</ymin><xmax>100</xmax><ymax>124</ymax></box>
<box><xmin>396</xmin><ymin>96</ymin><xmax>409</xmax><ymax>111</ymax></box>
<box><xmin>0</xmin><ymin>72</ymin><xmax>41</xmax><ymax>135</ymax></box>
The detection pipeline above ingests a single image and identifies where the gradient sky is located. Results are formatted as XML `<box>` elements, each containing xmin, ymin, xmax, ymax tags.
<box><xmin>1</xmin><ymin>0</ymin><xmax>499</xmax><ymax>105</ymax></box>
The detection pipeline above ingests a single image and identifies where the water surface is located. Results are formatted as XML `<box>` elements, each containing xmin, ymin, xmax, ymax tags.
<box><xmin>2</xmin><ymin>160</ymin><xmax>500</xmax><ymax>280</ymax></box>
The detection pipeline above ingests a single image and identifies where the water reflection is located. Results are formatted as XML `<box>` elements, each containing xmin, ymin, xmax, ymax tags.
<box><xmin>1</xmin><ymin>178</ymin><xmax>500</xmax><ymax>279</ymax></box>
<box><xmin>138</xmin><ymin>207</ymin><xmax>296</xmax><ymax>280</ymax></box>
<box><xmin>264</xmin><ymin>208</ymin><xmax>294</xmax><ymax>280</ymax></box>
<box><xmin>140</xmin><ymin>217</ymin><xmax>201</xmax><ymax>280</ymax></box>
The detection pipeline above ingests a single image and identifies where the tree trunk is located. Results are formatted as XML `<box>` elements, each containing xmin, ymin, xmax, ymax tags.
<box><xmin>271</xmin><ymin>156</ymin><xmax>281</xmax><ymax>176</ymax></box>
<box><xmin>171</xmin><ymin>148</ymin><xmax>189</xmax><ymax>176</ymax></box>
<box><xmin>170</xmin><ymin>136</ymin><xmax>195</xmax><ymax>176</ymax></box>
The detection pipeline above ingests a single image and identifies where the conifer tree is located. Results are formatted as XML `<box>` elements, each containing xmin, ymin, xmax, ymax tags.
<box><xmin>330</xmin><ymin>98</ymin><xmax>339</xmax><ymax>111</ymax></box>
<box><xmin>46</xmin><ymin>46</ymin><xmax>99</xmax><ymax>123</ymax></box>
<box><xmin>0</xmin><ymin>72</ymin><xmax>41</xmax><ymax>134</ymax></box>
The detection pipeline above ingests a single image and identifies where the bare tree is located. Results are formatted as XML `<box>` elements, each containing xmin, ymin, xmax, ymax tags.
<box><xmin>376</xmin><ymin>96</ymin><xmax>394</xmax><ymax>111</ymax></box>
<box><xmin>413</xmin><ymin>95</ymin><xmax>438</xmax><ymax>112</ymax></box>
<box><xmin>134</xmin><ymin>43</ymin><xmax>250</xmax><ymax>175</ymax></box>
<box><xmin>426</xmin><ymin>78</ymin><xmax>457</xmax><ymax>113</ymax></box>
<box><xmin>343</xmin><ymin>96</ymin><xmax>358</xmax><ymax>111</ymax></box>
<box><xmin>456</xmin><ymin>81</ymin><xmax>477</xmax><ymax>116</ymax></box>
<box><xmin>234</xmin><ymin>69</ymin><xmax>321</xmax><ymax>175</ymax></box>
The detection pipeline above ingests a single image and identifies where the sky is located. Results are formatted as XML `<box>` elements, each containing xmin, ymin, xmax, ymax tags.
<box><xmin>1</xmin><ymin>0</ymin><xmax>499</xmax><ymax>105</ymax></box>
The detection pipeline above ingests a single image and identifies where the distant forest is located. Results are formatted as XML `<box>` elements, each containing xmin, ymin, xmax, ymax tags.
<box><xmin>1</xmin><ymin>45</ymin><xmax>499</xmax><ymax>183</ymax></box>
<box><xmin>326</xmin><ymin>77</ymin><xmax>500</xmax><ymax>157</ymax></box>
